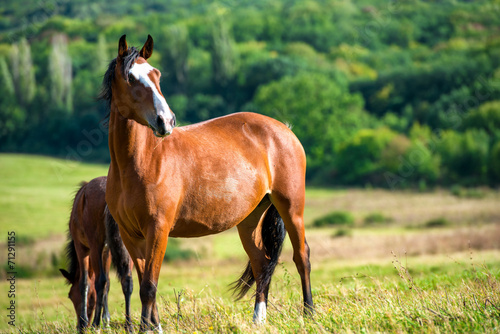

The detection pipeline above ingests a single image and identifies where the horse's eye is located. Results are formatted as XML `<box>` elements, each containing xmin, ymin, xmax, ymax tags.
<box><xmin>128</xmin><ymin>74</ymin><xmax>136</xmax><ymax>84</ymax></box>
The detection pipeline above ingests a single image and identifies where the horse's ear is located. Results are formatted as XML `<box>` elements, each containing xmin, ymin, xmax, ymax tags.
<box><xmin>118</xmin><ymin>34</ymin><xmax>128</xmax><ymax>58</ymax></box>
<box><xmin>60</xmin><ymin>268</ymin><xmax>74</xmax><ymax>283</ymax></box>
<box><xmin>140</xmin><ymin>35</ymin><xmax>154</xmax><ymax>60</ymax></box>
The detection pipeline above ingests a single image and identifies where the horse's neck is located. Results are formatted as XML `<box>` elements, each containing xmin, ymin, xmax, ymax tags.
<box><xmin>108</xmin><ymin>104</ymin><xmax>153</xmax><ymax>174</ymax></box>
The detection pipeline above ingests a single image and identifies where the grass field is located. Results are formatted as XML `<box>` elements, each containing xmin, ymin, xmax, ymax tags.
<box><xmin>1</xmin><ymin>154</ymin><xmax>500</xmax><ymax>333</ymax></box>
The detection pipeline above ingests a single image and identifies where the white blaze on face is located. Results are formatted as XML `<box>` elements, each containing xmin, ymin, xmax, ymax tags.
<box><xmin>129</xmin><ymin>62</ymin><xmax>173</xmax><ymax>123</ymax></box>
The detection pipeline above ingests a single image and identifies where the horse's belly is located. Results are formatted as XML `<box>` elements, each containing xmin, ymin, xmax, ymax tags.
<box><xmin>169</xmin><ymin>177</ymin><xmax>267</xmax><ymax>237</ymax></box>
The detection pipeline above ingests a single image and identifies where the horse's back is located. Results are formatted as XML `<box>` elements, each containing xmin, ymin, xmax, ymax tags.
<box><xmin>70</xmin><ymin>176</ymin><xmax>107</xmax><ymax>247</ymax></box>
<box><xmin>174</xmin><ymin>112</ymin><xmax>304</xmax><ymax>165</ymax></box>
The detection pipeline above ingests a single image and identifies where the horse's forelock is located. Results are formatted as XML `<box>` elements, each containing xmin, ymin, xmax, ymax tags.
<box><xmin>98</xmin><ymin>47</ymin><xmax>140</xmax><ymax>107</ymax></box>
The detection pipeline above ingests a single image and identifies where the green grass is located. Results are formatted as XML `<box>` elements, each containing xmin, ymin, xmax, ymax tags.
<box><xmin>1</xmin><ymin>250</ymin><xmax>499</xmax><ymax>333</ymax></box>
<box><xmin>2</xmin><ymin>154</ymin><xmax>500</xmax><ymax>332</ymax></box>
<box><xmin>0</xmin><ymin>154</ymin><xmax>108</xmax><ymax>238</ymax></box>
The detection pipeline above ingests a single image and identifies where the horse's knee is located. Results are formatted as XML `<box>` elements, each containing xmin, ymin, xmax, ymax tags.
<box><xmin>293</xmin><ymin>247</ymin><xmax>311</xmax><ymax>274</ymax></box>
<box><xmin>139</xmin><ymin>280</ymin><xmax>157</xmax><ymax>304</ymax></box>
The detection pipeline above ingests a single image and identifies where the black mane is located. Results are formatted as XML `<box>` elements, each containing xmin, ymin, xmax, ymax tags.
<box><xmin>64</xmin><ymin>238</ymin><xmax>78</xmax><ymax>284</ymax></box>
<box><xmin>98</xmin><ymin>46</ymin><xmax>140</xmax><ymax>109</ymax></box>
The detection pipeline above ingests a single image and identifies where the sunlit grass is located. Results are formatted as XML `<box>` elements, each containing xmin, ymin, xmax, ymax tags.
<box><xmin>1</xmin><ymin>251</ymin><xmax>499</xmax><ymax>333</ymax></box>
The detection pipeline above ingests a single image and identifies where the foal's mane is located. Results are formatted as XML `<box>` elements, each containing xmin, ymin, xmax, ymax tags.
<box><xmin>98</xmin><ymin>46</ymin><xmax>140</xmax><ymax>109</ymax></box>
<box><xmin>64</xmin><ymin>238</ymin><xmax>78</xmax><ymax>284</ymax></box>
<box><xmin>63</xmin><ymin>181</ymin><xmax>89</xmax><ymax>283</ymax></box>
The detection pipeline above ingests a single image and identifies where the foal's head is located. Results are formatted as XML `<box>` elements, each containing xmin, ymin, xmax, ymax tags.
<box><xmin>60</xmin><ymin>263</ymin><xmax>96</xmax><ymax>323</ymax></box>
<box><xmin>106</xmin><ymin>35</ymin><xmax>176</xmax><ymax>137</ymax></box>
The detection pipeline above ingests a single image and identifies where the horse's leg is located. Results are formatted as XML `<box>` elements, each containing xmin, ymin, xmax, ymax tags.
<box><xmin>120</xmin><ymin>231</ymin><xmax>149</xmax><ymax>332</ymax></box>
<box><xmin>122</xmin><ymin>260</ymin><xmax>134</xmax><ymax>333</ymax></box>
<box><xmin>270</xmin><ymin>191</ymin><xmax>314</xmax><ymax>315</ymax></box>
<box><xmin>150</xmin><ymin>303</ymin><xmax>163</xmax><ymax>334</ymax></box>
<box><xmin>237</xmin><ymin>225</ymin><xmax>269</xmax><ymax>323</ymax></box>
<box><xmin>139</xmin><ymin>223</ymin><xmax>169</xmax><ymax>333</ymax></box>
<box><xmin>104</xmin><ymin>211</ymin><xmax>134</xmax><ymax>332</ymax></box>
<box><xmin>102</xmin><ymin>244</ymin><xmax>112</xmax><ymax>327</ymax></box>
<box><xmin>236</xmin><ymin>200</ymin><xmax>274</xmax><ymax>324</ymax></box>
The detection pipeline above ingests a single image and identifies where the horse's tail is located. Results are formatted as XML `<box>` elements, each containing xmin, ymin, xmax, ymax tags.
<box><xmin>231</xmin><ymin>204</ymin><xmax>287</xmax><ymax>300</ymax></box>
<box><xmin>104</xmin><ymin>206</ymin><xmax>132</xmax><ymax>281</ymax></box>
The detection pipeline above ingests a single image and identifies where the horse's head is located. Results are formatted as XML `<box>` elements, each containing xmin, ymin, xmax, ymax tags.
<box><xmin>60</xmin><ymin>269</ymin><xmax>97</xmax><ymax>324</ymax></box>
<box><xmin>112</xmin><ymin>35</ymin><xmax>176</xmax><ymax>137</ymax></box>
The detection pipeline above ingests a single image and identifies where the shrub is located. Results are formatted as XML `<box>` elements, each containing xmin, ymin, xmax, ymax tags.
<box><xmin>364</xmin><ymin>212</ymin><xmax>393</xmax><ymax>225</ymax></box>
<box><xmin>424</xmin><ymin>217</ymin><xmax>450</xmax><ymax>228</ymax></box>
<box><xmin>450</xmin><ymin>186</ymin><xmax>486</xmax><ymax>199</ymax></box>
<box><xmin>164</xmin><ymin>238</ymin><xmax>196</xmax><ymax>262</ymax></box>
<box><xmin>313</xmin><ymin>211</ymin><xmax>354</xmax><ymax>227</ymax></box>
<box><xmin>332</xmin><ymin>228</ymin><xmax>352</xmax><ymax>238</ymax></box>
<box><xmin>489</xmin><ymin>140</ymin><xmax>500</xmax><ymax>184</ymax></box>
<box><xmin>436</xmin><ymin>129</ymin><xmax>489</xmax><ymax>185</ymax></box>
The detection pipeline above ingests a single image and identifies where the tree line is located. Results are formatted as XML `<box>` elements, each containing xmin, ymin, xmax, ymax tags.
<box><xmin>1</xmin><ymin>0</ymin><xmax>500</xmax><ymax>188</ymax></box>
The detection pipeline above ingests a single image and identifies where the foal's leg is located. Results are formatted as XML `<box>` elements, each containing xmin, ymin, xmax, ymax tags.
<box><xmin>270</xmin><ymin>192</ymin><xmax>314</xmax><ymax>315</ymax></box>
<box><xmin>91</xmin><ymin>247</ymin><xmax>107</xmax><ymax>328</ymax></box>
<box><xmin>78</xmin><ymin>254</ymin><xmax>91</xmax><ymax>331</ymax></box>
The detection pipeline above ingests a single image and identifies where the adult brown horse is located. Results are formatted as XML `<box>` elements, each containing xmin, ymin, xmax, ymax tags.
<box><xmin>103</xmin><ymin>35</ymin><xmax>313</xmax><ymax>332</ymax></box>
<box><xmin>60</xmin><ymin>176</ymin><xmax>134</xmax><ymax>332</ymax></box>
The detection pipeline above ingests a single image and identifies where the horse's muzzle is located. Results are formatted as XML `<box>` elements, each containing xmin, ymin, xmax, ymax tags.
<box><xmin>153</xmin><ymin>114</ymin><xmax>176</xmax><ymax>137</ymax></box>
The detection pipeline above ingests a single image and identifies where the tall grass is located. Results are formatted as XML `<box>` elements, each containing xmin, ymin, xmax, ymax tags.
<box><xmin>2</xmin><ymin>251</ymin><xmax>500</xmax><ymax>333</ymax></box>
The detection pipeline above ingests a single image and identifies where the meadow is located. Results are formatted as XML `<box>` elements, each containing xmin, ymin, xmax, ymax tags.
<box><xmin>1</xmin><ymin>153</ymin><xmax>500</xmax><ymax>333</ymax></box>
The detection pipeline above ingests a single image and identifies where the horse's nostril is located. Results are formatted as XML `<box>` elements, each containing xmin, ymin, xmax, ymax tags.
<box><xmin>170</xmin><ymin>114</ymin><xmax>176</xmax><ymax>128</ymax></box>
<box><xmin>157</xmin><ymin>115</ymin><xmax>166</xmax><ymax>128</ymax></box>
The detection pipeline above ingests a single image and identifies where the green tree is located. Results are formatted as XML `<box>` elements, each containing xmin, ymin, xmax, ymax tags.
<box><xmin>253</xmin><ymin>72</ymin><xmax>374</xmax><ymax>179</ymax></box>
<box><xmin>48</xmin><ymin>33</ymin><xmax>73</xmax><ymax>112</ymax></box>
<box><xmin>10</xmin><ymin>38</ymin><xmax>36</xmax><ymax>108</ymax></box>
<box><xmin>463</xmin><ymin>100</ymin><xmax>500</xmax><ymax>134</ymax></box>
<box><xmin>95</xmin><ymin>34</ymin><xmax>110</xmax><ymax>73</ymax></box>
<box><xmin>0</xmin><ymin>56</ymin><xmax>25</xmax><ymax>144</ymax></box>
<box><xmin>161</xmin><ymin>24</ymin><xmax>189</xmax><ymax>94</ymax></box>
<box><xmin>436</xmin><ymin>129</ymin><xmax>490</xmax><ymax>185</ymax></box>
<box><xmin>489</xmin><ymin>140</ymin><xmax>500</xmax><ymax>184</ymax></box>
<box><xmin>336</xmin><ymin>128</ymin><xmax>400</xmax><ymax>185</ymax></box>
<box><xmin>209</xmin><ymin>7</ymin><xmax>238</xmax><ymax>88</ymax></box>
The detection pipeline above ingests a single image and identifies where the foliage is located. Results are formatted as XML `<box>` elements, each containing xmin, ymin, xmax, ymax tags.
<box><xmin>423</xmin><ymin>217</ymin><xmax>450</xmax><ymax>228</ymax></box>
<box><xmin>435</xmin><ymin>129</ymin><xmax>490</xmax><ymax>186</ymax></box>
<box><xmin>335</xmin><ymin>127</ymin><xmax>402</xmax><ymax>185</ymax></box>
<box><xmin>1</xmin><ymin>0</ymin><xmax>500</xmax><ymax>187</ymax></box>
<box><xmin>164</xmin><ymin>238</ymin><xmax>196</xmax><ymax>262</ymax></box>
<box><xmin>364</xmin><ymin>212</ymin><xmax>393</xmax><ymax>225</ymax></box>
<box><xmin>312</xmin><ymin>210</ymin><xmax>354</xmax><ymax>227</ymax></box>
<box><xmin>253</xmin><ymin>72</ymin><xmax>373</xmax><ymax>177</ymax></box>
<box><xmin>332</xmin><ymin>227</ymin><xmax>352</xmax><ymax>238</ymax></box>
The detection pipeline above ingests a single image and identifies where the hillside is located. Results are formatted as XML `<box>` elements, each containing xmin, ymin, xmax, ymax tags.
<box><xmin>1</xmin><ymin>0</ymin><xmax>500</xmax><ymax>187</ymax></box>
<box><xmin>0</xmin><ymin>154</ymin><xmax>108</xmax><ymax>238</ymax></box>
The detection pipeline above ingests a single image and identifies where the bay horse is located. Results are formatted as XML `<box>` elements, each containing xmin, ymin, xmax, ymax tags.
<box><xmin>60</xmin><ymin>176</ymin><xmax>134</xmax><ymax>332</ymax></box>
<box><xmin>103</xmin><ymin>35</ymin><xmax>313</xmax><ymax>332</ymax></box>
